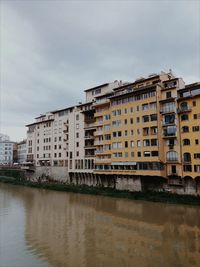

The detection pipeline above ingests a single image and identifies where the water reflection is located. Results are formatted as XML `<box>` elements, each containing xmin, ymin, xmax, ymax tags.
<box><xmin>1</xmin><ymin>183</ymin><xmax>200</xmax><ymax>267</ymax></box>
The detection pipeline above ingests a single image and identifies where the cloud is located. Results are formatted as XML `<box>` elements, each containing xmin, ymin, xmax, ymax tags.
<box><xmin>0</xmin><ymin>0</ymin><xmax>199</xmax><ymax>141</ymax></box>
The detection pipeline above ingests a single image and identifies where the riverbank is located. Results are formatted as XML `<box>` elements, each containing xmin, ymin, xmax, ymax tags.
<box><xmin>1</xmin><ymin>176</ymin><xmax>200</xmax><ymax>205</ymax></box>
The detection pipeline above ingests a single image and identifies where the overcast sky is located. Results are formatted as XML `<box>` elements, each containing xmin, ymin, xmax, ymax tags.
<box><xmin>0</xmin><ymin>0</ymin><xmax>200</xmax><ymax>141</ymax></box>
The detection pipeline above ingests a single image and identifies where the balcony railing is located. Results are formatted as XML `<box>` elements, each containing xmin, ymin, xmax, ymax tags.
<box><xmin>177</xmin><ymin>107</ymin><xmax>191</xmax><ymax>113</ymax></box>
<box><xmin>94</xmin><ymin>130</ymin><xmax>103</xmax><ymax>136</ymax></box>
<box><xmin>160</xmin><ymin>108</ymin><xmax>176</xmax><ymax>114</ymax></box>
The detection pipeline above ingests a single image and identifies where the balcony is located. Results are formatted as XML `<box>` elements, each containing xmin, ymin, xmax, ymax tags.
<box><xmin>84</xmin><ymin>135</ymin><xmax>95</xmax><ymax>140</ymax></box>
<box><xmin>94</xmin><ymin>130</ymin><xmax>103</xmax><ymax>136</ymax></box>
<box><xmin>177</xmin><ymin>107</ymin><xmax>191</xmax><ymax>113</ymax></box>
<box><xmin>94</xmin><ymin>140</ymin><xmax>103</xmax><ymax>145</ymax></box>
<box><xmin>95</xmin><ymin>158</ymin><xmax>111</xmax><ymax>163</ymax></box>
<box><xmin>160</xmin><ymin>108</ymin><xmax>176</xmax><ymax>114</ymax></box>
<box><xmin>84</xmin><ymin>122</ymin><xmax>96</xmax><ymax>129</ymax></box>
<box><xmin>95</xmin><ymin>150</ymin><xmax>104</xmax><ymax>155</ymax></box>
<box><xmin>93</xmin><ymin>99</ymin><xmax>110</xmax><ymax>106</ymax></box>
<box><xmin>163</xmin><ymin>133</ymin><xmax>177</xmax><ymax>138</ymax></box>
<box><xmin>95</xmin><ymin>120</ymin><xmax>103</xmax><ymax>126</ymax></box>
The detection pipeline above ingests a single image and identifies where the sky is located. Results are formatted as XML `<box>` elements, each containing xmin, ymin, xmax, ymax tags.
<box><xmin>0</xmin><ymin>0</ymin><xmax>200</xmax><ymax>142</ymax></box>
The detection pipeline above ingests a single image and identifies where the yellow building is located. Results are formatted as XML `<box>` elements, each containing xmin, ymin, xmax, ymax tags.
<box><xmin>178</xmin><ymin>83</ymin><xmax>200</xmax><ymax>179</ymax></box>
<box><xmin>93</xmin><ymin>73</ymin><xmax>200</xmax><ymax>192</ymax></box>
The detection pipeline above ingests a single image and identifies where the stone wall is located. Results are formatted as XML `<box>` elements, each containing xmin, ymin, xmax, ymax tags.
<box><xmin>26</xmin><ymin>166</ymin><xmax>69</xmax><ymax>182</ymax></box>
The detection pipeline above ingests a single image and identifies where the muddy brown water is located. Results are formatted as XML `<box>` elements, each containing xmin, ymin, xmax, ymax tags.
<box><xmin>0</xmin><ymin>183</ymin><xmax>200</xmax><ymax>267</ymax></box>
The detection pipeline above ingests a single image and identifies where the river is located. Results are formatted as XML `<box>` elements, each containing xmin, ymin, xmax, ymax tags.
<box><xmin>0</xmin><ymin>183</ymin><xmax>200</xmax><ymax>267</ymax></box>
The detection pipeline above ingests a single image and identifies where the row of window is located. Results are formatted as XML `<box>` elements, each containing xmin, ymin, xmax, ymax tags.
<box><xmin>183</xmin><ymin>165</ymin><xmax>200</xmax><ymax>172</ymax></box>
<box><xmin>182</xmin><ymin>139</ymin><xmax>199</xmax><ymax>145</ymax></box>
<box><xmin>112</xmin><ymin>151</ymin><xmax>159</xmax><ymax>158</ymax></box>
<box><xmin>95</xmin><ymin>162</ymin><xmax>164</xmax><ymax>171</ymax></box>
<box><xmin>182</xmin><ymin>126</ymin><xmax>200</xmax><ymax>132</ymax></box>
<box><xmin>111</xmin><ymin>102</ymin><xmax>157</xmax><ymax>116</ymax></box>
<box><xmin>111</xmin><ymin>91</ymin><xmax>156</xmax><ymax>106</ymax></box>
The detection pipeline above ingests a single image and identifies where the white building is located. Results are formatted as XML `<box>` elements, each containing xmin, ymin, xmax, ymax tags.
<box><xmin>0</xmin><ymin>134</ymin><xmax>14</xmax><ymax>165</ymax></box>
<box><xmin>17</xmin><ymin>140</ymin><xmax>27</xmax><ymax>164</ymax></box>
<box><xmin>25</xmin><ymin>81</ymin><xmax>123</xmax><ymax>180</ymax></box>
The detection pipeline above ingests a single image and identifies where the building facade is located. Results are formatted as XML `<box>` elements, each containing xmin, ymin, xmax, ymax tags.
<box><xmin>17</xmin><ymin>140</ymin><xmax>27</xmax><ymax>164</ymax></box>
<box><xmin>25</xmin><ymin>72</ymin><xmax>200</xmax><ymax>192</ymax></box>
<box><xmin>0</xmin><ymin>134</ymin><xmax>14</xmax><ymax>165</ymax></box>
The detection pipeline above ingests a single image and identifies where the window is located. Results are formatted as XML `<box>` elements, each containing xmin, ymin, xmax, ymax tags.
<box><xmin>124</xmin><ymin>130</ymin><xmax>128</xmax><ymax>136</ymax></box>
<box><xmin>76</xmin><ymin>142</ymin><xmax>79</xmax><ymax>147</ymax></box>
<box><xmin>181</xmin><ymin>114</ymin><xmax>189</xmax><ymax>121</ymax></box>
<box><xmin>54</xmin><ymin>153</ymin><xmax>57</xmax><ymax>158</ymax></box>
<box><xmin>150</xmin><ymin>114</ymin><xmax>157</xmax><ymax>121</ymax></box>
<box><xmin>183</xmin><ymin>165</ymin><xmax>192</xmax><ymax>172</ymax></box>
<box><xmin>143</xmin><ymin>115</ymin><xmax>149</xmax><ymax>122</ymax></box>
<box><xmin>193</xmin><ymin>101</ymin><xmax>196</xmax><ymax>107</ymax></box>
<box><xmin>170</xmin><ymin>165</ymin><xmax>176</xmax><ymax>174</ymax></box>
<box><xmin>195</xmin><ymin>139</ymin><xmax>199</xmax><ymax>145</ymax></box>
<box><xmin>76</xmin><ymin>114</ymin><xmax>79</xmax><ymax>120</ymax></box>
<box><xmin>194</xmin><ymin>153</ymin><xmax>200</xmax><ymax>159</ymax></box>
<box><xmin>130</xmin><ymin>141</ymin><xmax>134</xmax><ymax>147</ymax></box>
<box><xmin>164</xmin><ymin>114</ymin><xmax>175</xmax><ymax>125</ymax></box>
<box><xmin>124</xmin><ymin>119</ymin><xmax>127</xmax><ymax>125</ymax></box>
<box><xmin>162</xmin><ymin>102</ymin><xmax>175</xmax><ymax>112</ymax></box>
<box><xmin>76</xmin><ymin>132</ymin><xmax>79</xmax><ymax>138</ymax></box>
<box><xmin>164</xmin><ymin>126</ymin><xmax>177</xmax><ymax>136</ymax></box>
<box><xmin>130</xmin><ymin>107</ymin><xmax>133</xmax><ymax>113</ymax></box>
<box><xmin>136</xmin><ymin>106</ymin><xmax>139</xmax><ymax>111</ymax></box>
<box><xmin>137</xmin><ymin>152</ymin><xmax>141</xmax><ymax>157</ymax></box>
<box><xmin>183</xmin><ymin>153</ymin><xmax>191</xmax><ymax>162</ymax></box>
<box><xmin>151</xmin><ymin>139</ymin><xmax>158</xmax><ymax>146</ymax></box>
<box><xmin>125</xmin><ymin>141</ymin><xmax>128</xmax><ymax>148</ymax></box>
<box><xmin>76</xmin><ymin>151</ymin><xmax>79</xmax><ymax>157</ymax></box>
<box><xmin>137</xmin><ymin>140</ymin><xmax>141</xmax><ymax>147</ymax></box>
<box><xmin>124</xmin><ymin>108</ymin><xmax>127</xmax><ymax>114</ymax></box>
<box><xmin>183</xmin><ymin>139</ymin><xmax>190</xmax><ymax>146</ymax></box>
<box><xmin>162</xmin><ymin>102</ymin><xmax>175</xmax><ymax>113</ymax></box>
<box><xmin>151</xmin><ymin>127</ymin><xmax>157</xmax><ymax>135</ymax></box>
<box><xmin>192</xmin><ymin>126</ymin><xmax>199</xmax><ymax>132</ymax></box>
<box><xmin>125</xmin><ymin>152</ymin><xmax>128</xmax><ymax>158</ymax></box>
<box><xmin>130</xmin><ymin>118</ymin><xmax>133</xmax><ymax>124</ymax></box>
<box><xmin>59</xmin><ymin>153</ymin><xmax>61</xmax><ymax>158</ymax></box>
<box><xmin>180</xmin><ymin>102</ymin><xmax>188</xmax><ymax>111</ymax></box>
<box><xmin>166</xmin><ymin>91</ymin><xmax>172</xmax><ymax>98</ymax></box>
<box><xmin>193</xmin><ymin>113</ymin><xmax>200</xmax><ymax>119</ymax></box>
<box><xmin>144</xmin><ymin>151</ymin><xmax>151</xmax><ymax>157</ymax></box>
<box><xmin>136</xmin><ymin>117</ymin><xmax>140</xmax><ymax>123</ymax></box>
<box><xmin>182</xmin><ymin>126</ymin><xmax>189</xmax><ymax>133</ymax></box>
<box><xmin>143</xmin><ymin>127</ymin><xmax>149</xmax><ymax>136</ymax></box>
<box><xmin>167</xmin><ymin>151</ymin><xmax>178</xmax><ymax>161</ymax></box>
<box><xmin>143</xmin><ymin>139</ymin><xmax>150</xmax><ymax>146</ymax></box>
<box><xmin>131</xmin><ymin>152</ymin><xmax>134</xmax><ymax>157</ymax></box>
<box><xmin>152</xmin><ymin>151</ymin><xmax>159</xmax><ymax>157</ymax></box>
<box><xmin>194</xmin><ymin>165</ymin><xmax>200</xmax><ymax>172</ymax></box>
<box><xmin>142</xmin><ymin>104</ymin><xmax>148</xmax><ymax>110</ymax></box>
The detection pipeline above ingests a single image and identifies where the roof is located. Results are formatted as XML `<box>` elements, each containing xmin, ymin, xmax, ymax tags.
<box><xmin>109</xmin><ymin>84</ymin><xmax>156</xmax><ymax>100</ymax></box>
<box><xmin>26</xmin><ymin>119</ymin><xmax>54</xmax><ymax>127</ymax></box>
<box><xmin>84</xmin><ymin>83</ymin><xmax>109</xmax><ymax>92</ymax></box>
<box><xmin>51</xmin><ymin>106</ymin><xmax>75</xmax><ymax>114</ymax></box>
